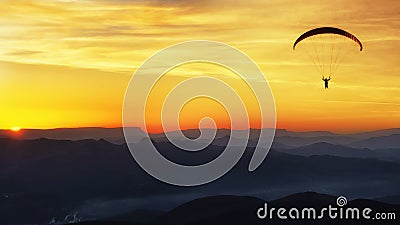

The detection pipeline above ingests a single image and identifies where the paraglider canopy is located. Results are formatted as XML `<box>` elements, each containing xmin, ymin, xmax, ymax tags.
<box><xmin>293</xmin><ymin>27</ymin><xmax>363</xmax><ymax>78</ymax></box>
<box><xmin>293</xmin><ymin>27</ymin><xmax>363</xmax><ymax>51</ymax></box>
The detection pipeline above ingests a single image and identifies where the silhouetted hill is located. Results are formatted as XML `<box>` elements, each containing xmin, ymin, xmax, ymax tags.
<box><xmin>348</xmin><ymin>128</ymin><xmax>400</xmax><ymax>139</ymax></box>
<box><xmin>274</xmin><ymin>135</ymin><xmax>357</xmax><ymax>147</ymax></box>
<box><xmin>271</xmin><ymin>192</ymin><xmax>337</xmax><ymax>207</ymax></box>
<box><xmin>153</xmin><ymin>193</ymin><xmax>400</xmax><ymax>225</ymax></box>
<box><xmin>375</xmin><ymin>148</ymin><xmax>400</xmax><ymax>155</ymax></box>
<box><xmin>108</xmin><ymin>209</ymin><xmax>165</xmax><ymax>224</ymax></box>
<box><xmin>350</xmin><ymin>134</ymin><xmax>400</xmax><ymax>149</ymax></box>
<box><xmin>155</xmin><ymin>195</ymin><xmax>265</xmax><ymax>225</ymax></box>
<box><xmin>276</xmin><ymin>142</ymin><xmax>379</xmax><ymax>158</ymax></box>
<box><xmin>1</xmin><ymin>138</ymin><xmax>400</xmax><ymax>224</ymax></box>
<box><xmin>374</xmin><ymin>195</ymin><xmax>400</xmax><ymax>205</ymax></box>
<box><xmin>275</xmin><ymin>129</ymin><xmax>337</xmax><ymax>137</ymax></box>
<box><xmin>0</xmin><ymin>127</ymin><xmax>144</xmax><ymax>144</ymax></box>
<box><xmin>71</xmin><ymin>192</ymin><xmax>400</xmax><ymax>225</ymax></box>
<box><xmin>2</xmin><ymin>127</ymin><xmax>399</xmax><ymax>148</ymax></box>
<box><xmin>72</xmin><ymin>222</ymin><xmax>142</xmax><ymax>225</ymax></box>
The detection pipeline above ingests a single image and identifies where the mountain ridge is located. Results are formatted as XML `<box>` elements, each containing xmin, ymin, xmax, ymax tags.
<box><xmin>2</xmin><ymin>127</ymin><xmax>399</xmax><ymax>148</ymax></box>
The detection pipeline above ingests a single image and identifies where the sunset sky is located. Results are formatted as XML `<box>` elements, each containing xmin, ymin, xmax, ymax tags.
<box><xmin>0</xmin><ymin>0</ymin><xmax>399</xmax><ymax>133</ymax></box>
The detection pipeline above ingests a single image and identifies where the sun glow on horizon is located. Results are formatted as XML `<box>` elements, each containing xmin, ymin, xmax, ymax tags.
<box><xmin>11</xmin><ymin>126</ymin><xmax>21</xmax><ymax>132</ymax></box>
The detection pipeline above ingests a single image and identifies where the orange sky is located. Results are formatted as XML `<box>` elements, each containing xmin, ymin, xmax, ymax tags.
<box><xmin>0</xmin><ymin>0</ymin><xmax>399</xmax><ymax>133</ymax></box>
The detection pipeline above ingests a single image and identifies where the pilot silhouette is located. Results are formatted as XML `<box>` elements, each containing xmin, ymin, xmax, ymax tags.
<box><xmin>322</xmin><ymin>76</ymin><xmax>331</xmax><ymax>89</ymax></box>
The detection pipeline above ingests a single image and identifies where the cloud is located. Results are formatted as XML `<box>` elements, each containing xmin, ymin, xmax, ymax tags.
<box><xmin>6</xmin><ymin>50</ymin><xmax>43</xmax><ymax>56</ymax></box>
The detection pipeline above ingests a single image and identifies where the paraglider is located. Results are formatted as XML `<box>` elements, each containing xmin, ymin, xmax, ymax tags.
<box><xmin>322</xmin><ymin>76</ymin><xmax>331</xmax><ymax>89</ymax></box>
<box><xmin>293</xmin><ymin>27</ymin><xmax>363</xmax><ymax>89</ymax></box>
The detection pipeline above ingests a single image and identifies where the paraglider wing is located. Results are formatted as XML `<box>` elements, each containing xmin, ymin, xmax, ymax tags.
<box><xmin>293</xmin><ymin>27</ymin><xmax>363</xmax><ymax>51</ymax></box>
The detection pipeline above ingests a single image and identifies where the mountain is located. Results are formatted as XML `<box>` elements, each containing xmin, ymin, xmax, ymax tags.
<box><xmin>2</xmin><ymin>127</ymin><xmax>399</xmax><ymax>148</ymax></box>
<box><xmin>275</xmin><ymin>129</ymin><xmax>337</xmax><ymax>137</ymax></box>
<box><xmin>374</xmin><ymin>195</ymin><xmax>400</xmax><ymax>205</ymax></box>
<box><xmin>154</xmin><ymin>195</ymin><xmax>265</xmax><ymax>225</ymax></box>
<box><xmin>1</xmin><ymin>138</ymin><xmax>400</xmax><ymax>224</ymax></box>
<box><xmin>348</xmin><ymin>128</ymin><xmax>400</xmax><ymax>139</ymax></box>
<box><xmin>157</xmin><ymin>192</ymin><xmax>338</xmax><ymax>222</ymax></box>
<box><xmin>350</xmin><ymin>134</ymin><xmax>400</xmax><ymax>149</ymax></box>
<box><xmin>273</xmin><ymin>135</ymin><xmax>358</xmax><ymax>147</ymax></box>
<box><xmin>108</xmin><ymin>209</ymin><xmax>165</xmax><ymax>224</ymax></box>
<box><xmin>111</xmin><ymin>193</ymin><xmax>399</xmax><ymax>225</ymax></box>
<box><xmin>0</xmin><ymin>127</ymin><xmax>145</xmax><ymax>144</ymax></box>
<box><xmin>151</xmin><ymin>128</ymin><xmax>400</xmax><ymax>149</ymax></box>
<box><xmin>372</xmin><ymin>148</ymin><xmax>400</xmax><ymax>161</ymax></box>
<box><xmin>276</xmin><ymin>142</ymin><xmax>379</xmax><ymax>158</ymax></box>
<box><xmin>270</xmin><ymin>192</ymin><xmax>337</xmax><ymax>207</ymax></box>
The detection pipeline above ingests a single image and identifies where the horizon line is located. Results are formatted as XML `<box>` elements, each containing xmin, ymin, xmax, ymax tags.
<box><xmin>1</xmin><ymin>126</ymin><xmax>399</xmax><ymax>135</ymax></box>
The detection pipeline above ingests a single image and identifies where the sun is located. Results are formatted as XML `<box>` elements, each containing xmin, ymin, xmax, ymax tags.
<box><xmin>11</xmin><ymin>126</ymin><xmax>21</xmax><ymax>132</ymax></box>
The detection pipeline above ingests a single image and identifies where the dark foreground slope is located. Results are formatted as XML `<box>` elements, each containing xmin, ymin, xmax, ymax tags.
<box><xmin>1</xmin><ymin>138</ymin><xmax>399</xmax><ymax>224</ymax></box>
<box><xmin>75</xmin><ymin>192</ymin><xmax>400</xmax><ymax>225</ymax></box>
